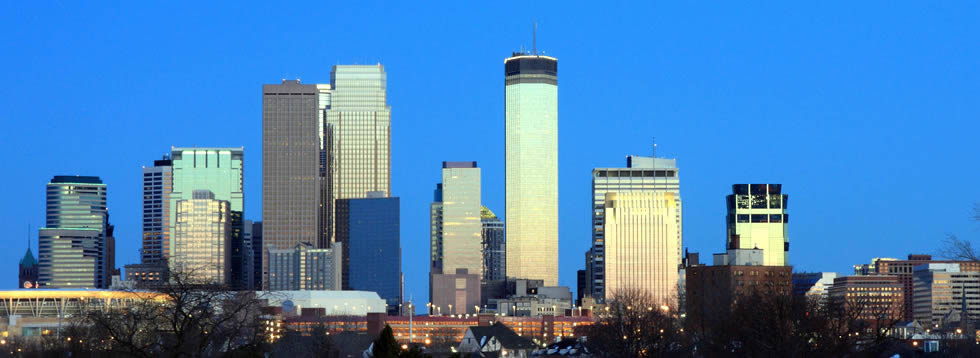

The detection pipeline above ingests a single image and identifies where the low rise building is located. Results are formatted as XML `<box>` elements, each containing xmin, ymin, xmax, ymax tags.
<box><xmin>829</xmin><ymin>275</ymin><xmax>904</xmax><ymax>324</ymax></box>
<box><xmin>912</xmin><ymin>263</ymin><xmax>980</xmax><ymax>329</ymax></box>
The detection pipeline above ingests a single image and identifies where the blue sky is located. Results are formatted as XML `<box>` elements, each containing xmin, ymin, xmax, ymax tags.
<box><xmin>1</xmin><ymin>2</ymin><xmax>978</xmax><ymax>308</ymax></box>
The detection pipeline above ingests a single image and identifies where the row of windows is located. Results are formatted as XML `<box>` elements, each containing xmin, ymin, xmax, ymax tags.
<box><xmin>730</xmin><ymin>214</ymin><xmax>789</xmax><ymax>223</ymax></box>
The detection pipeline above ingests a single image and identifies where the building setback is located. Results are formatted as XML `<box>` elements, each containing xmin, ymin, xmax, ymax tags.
<box><xmin>38</xmin><ymin>176</ymin><xmax>113</xmax><ymax>288</ymax></box>
<box><xmin>336</xmin><ymin>194</ymin><xmax>401</xmax><ymax>313</ymax></box>
<box><xmin>726</xmin><ymin>184</ymin><xmax>789</xmax><ymax>266</ymax></box>
<box><xmin>505</xmin><ymin>53</ymin><xmax>559</xmax><ymax>285</ymax></box>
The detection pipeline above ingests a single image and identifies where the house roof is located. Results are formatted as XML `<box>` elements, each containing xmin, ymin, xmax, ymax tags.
<box><xmin>467</xmin><ymin>322</ymin><xmax>538</xmax><ymax>350</ymax></box>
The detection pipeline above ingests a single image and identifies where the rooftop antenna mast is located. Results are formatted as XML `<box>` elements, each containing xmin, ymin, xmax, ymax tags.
<box><xmin>27</xmin><ymin>223</ymin><xmax>31</xmax><ymax>250</ymax></box>
<box><xmin>532</xmin><ymin>20</ymin><xmax>538</xmax><ymax>55</ymax></box>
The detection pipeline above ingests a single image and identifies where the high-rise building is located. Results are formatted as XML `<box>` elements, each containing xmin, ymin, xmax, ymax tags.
<box><xmin>588</xmin><ymin>155</ymin><xmax>681</xmax><ymax>301</ymax></box>
<box><xmin>324</xmin><ymin>65</ymin><xmax>392</xmax><ymax>245</ymax></box>
<box><xmin>170</xmin><ymin>147</ymin><xmax>244</xmax><ymax>287</ymax></box>
<box><xmin>602</xmin><ymin>192</ymin><xmax>680</xmax><ymax>305</ymax></box>
<box><xmin>141</xmin><ymin>156</ymin><xmax>173</xmax><ymax>265</ymax></box>
<box><xmin>268</xmin><ymin>242</ymin><xmax>343</xmax><ymax>291</ymax></box>
<box><xmin>430</xmin><ymin>162</ymin><xmax>482</xmax><ymax>314</ymax></box>
<box><xmin>262</xmin><ymin>80</ymin><xmax>322</xmax><ymax>288</ymax></box>
<box><xmin>913</xmin><ymin>263</ymin><xmax>980</xmax><ymax>328</ymax></box>
<box><xmin>336</xmin><ymin>194</ymin><xmax>401</xmax><ymax>313</ymax></box>
<box><xmin>430</xmin><ymin>162</ymin><xmax>482</xmax><ymax>278</ymax></box>
<box><xmin>726</xmin><ymin>184</ymin><xmax>788</xmax><ymax>266</ymax></box>
<box><xmin>172</xmin><ymin>190</ymin><xmax>232</xmax><ymax>284</ymax></box>
<box><xmin>481</xmin><ymin>207</ymin><xmax>506</xmax><ymax>282</ymax></box>
<box><xmin>504</xmin><ymin>53</ymin><xmax>559</xmax><ymax>285</ymax></box>
<box><xmin>37</xmin><ymin>176</ymin><xmax>111</xmax><ymax>288</ymax></box>
<box><xmin>18</xmin><ymin>247</ymin><xmax>38</xmax><ymax>289</ymax></box>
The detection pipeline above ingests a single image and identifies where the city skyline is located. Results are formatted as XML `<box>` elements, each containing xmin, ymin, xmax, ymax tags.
<box><xmin>2</xmin><ymin>2</ymin><xmax>979</xmax><ymax>311</ymax></box>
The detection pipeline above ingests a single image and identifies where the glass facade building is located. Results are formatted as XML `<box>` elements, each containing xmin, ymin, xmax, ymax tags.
<box><xmin>430</xmin><ymin>162</ymin><xmax>482</xmax><ymax>277</ymax></box>
<box><xmin>324</xmin><ymin>65</ymin><xmax>392</xmax><ymax>246</ymax></box>
<box><xmin>588</xmin><ymin>155</ymin><xmax>681</xmax><ymax>301</ymax></box>
<box><xmin>38</xmin><ymin>176</ymin><xmax>111</xmax><ymax>288</ymax></box>
<box><xmin>726</xmin><ymin>184</ymin><xmax>789</xmax><ymax>266</ymax></box>
<box><xmin>173</xmin><ymin>190</ymin><xmax>231</xmax><ymax>284</ymax></box>
<box><xmin>141</xmin><ymin>156</ymin><xmax>172</xmax><ymax>265</ymax></box>
<box><xmin>170</xmin><ymin>147</ymin><xmax>245</xmax><ymax>286</ymax></box>
<box><xmin>336</xmin><ymin>195</ymin><xmax>401</xmax><ymax>313</ymax></box>
<box><xmin>267</xmin><ymin>242</ymin><xmax>342</xmax><ymax>291</ymax></box>
<box><xmin>481</xmin><ymin>207</ymin><xmax>506</xmax><ymax>282</ymax></box>
<box><xmin>504</xmin><ymin>55</ymin><xmax>559</xmax><ymax>285</ymax></box>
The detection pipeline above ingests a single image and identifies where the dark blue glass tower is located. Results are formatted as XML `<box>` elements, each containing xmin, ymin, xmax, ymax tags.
<box><xmin>336</xmin><ymin>195</ymin><xmax>401</xmax><ymax>314</ymax></box>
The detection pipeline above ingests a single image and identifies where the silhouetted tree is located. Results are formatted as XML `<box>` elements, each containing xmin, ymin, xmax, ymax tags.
<box><xmin>372</xmin><ymin>324</ymin><xmax>401</xmax><ymax>358</ymax></box>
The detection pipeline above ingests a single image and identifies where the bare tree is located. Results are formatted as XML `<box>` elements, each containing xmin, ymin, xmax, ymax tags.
<box><xmin>939</xmin><ymin>203</ymin><xmax>980</xmax><ymax>262</ymax></box>
<box><xmin>586</xmin><ymin>288</ymin><xmax>687</xmax><ymax>357</ymax></box>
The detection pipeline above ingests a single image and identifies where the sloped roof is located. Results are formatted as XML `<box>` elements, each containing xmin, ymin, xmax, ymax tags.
<box><xmin>467</xmin><ymin>322</ymin><xmax>537</xmax><ymax>350</ymax></box>
<box><xmin>20</xmin><ymin>248</ymin><xmax>37</xmax><ymax>267</ymax></box>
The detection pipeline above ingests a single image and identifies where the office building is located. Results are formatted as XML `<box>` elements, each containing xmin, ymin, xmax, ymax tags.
<box><xmin>505</xmin><ymin>53</ymin><xmax>559</xmax><ymax>285</ymax></box>
<box><xmin>141</xmin><ymin>156</ymin><xmax>173</xmax><ymax>265</ymax></box>
<box><xmin>37</xmin><ymin>176</ymin><xmax>112</xmax><ymax>289</ymax></box>
<box><xmin>913</xmin><ymin>263</ymin><xmax>980</xmax><ymax>328</ymax></box>
<box><xmin>602</xmin><ymin>192</ymin><xmax>680</xmax><ymax>306</ymax></box>
<box><xmin>170</xmin><ymin>147</ymin><xmax>244</xmax><ymax>287</ymax></box>
<box><xmin>267</xmin><ymin>242</ymin><xmax>343</xmax><ymax>291</ymax></box>
<box><xmin>686</xmin><ymin>262</ymin><xmax>792</xmax><ymax>333</ymax></box>
<box><xmin>324</xmin><ymin>65</ymin><xmax>392</xmax><ymax>245</ymax></box>
<box><xmin>430</xmin><ymin>162</ymin><xmax>483</xmax><ymax>277</ymax></box>
<box><xmin>19</xmin><ymin>247</ymin><xmax>38</xmax><ymax>289</ymax></box>
<box><xmin>242</xmin><ymin>219</ymin><xmax>255</xmax><ymax>289</ymax></box>
<box><xmin>262</xmin><ymin>80</ymin><xmax>322</xmax><ymax>288</ymax></box>
<box><xmin>430</xmin><ymin>162</ymin><xmax>483</xmax><ymax>314</ymax></box>
<box><xmin>854</xmin><ymin>254</ymin><xmax>980</xmax><ymax>320</ymax></box>
<box><xmin>725</xmin><ymin>184</ymin><xmax>789</xmax><ymax>266</ymax></box>
<box><xmin>829</xmin><ymin>275</ymin><xmax>904</xmax><ymax>323</ymax></box>
<box><xmin>481</xmin><ymin>207</ymin><xmax>506</xmax><ymax>282</ymax></box>
<box><xmin>336</xmin><ymin>194</ymin><xmax>401</xmax><ymax>313</ymax></box>
<box><xmin>172</xmin><ymin>190</ymin><xmax>232</xmax><ymax>284</ymax></box>
<box><xmin>588</xmin><ymin>155</ymin><xmax>681</xmax><ymax>301</ymax></box>
<box><xmin>123</xmin><ymin>263</ymin><xmax>168</xmax><ymax>286</ymax></box>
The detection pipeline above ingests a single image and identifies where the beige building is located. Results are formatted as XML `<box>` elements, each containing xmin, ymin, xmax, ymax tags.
<box><xmin>505</xmin><ymin>54</ymin><xmax>559</xmax><ymax>285</ymax></box>
<box><xmin>913</xmin><ymin>263</ymin><xmax>980</xmax><ymax>328</ymax></box>
<box><xmin>602</xmin><ymin>192</ymin><xmax>680</xmax><ymax>305</ymax></box>
<box><xmin>173</xmin><ymin>190</ymin><xmax>232</xmax><ymax>284</ymax></box>
<box><xmin>726</xmin><ymin>184</ymin><xmax>789</xmax><ymax>266</ymax></box>
<box><xmin>430</xmin><ymin>162</ymin><xmax>483</xmax><ymax>314</ymax></box>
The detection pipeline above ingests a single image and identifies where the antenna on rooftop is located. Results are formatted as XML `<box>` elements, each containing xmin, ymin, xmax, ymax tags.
<box><xmin>532</xmin><ymin>20</ymin><xmax>538</xmax><ymax>55</ymax></box>
<box><xmin>27</xmin><ymin>223</ymin><xmax>30</xmax><ymax>250</ymax></box>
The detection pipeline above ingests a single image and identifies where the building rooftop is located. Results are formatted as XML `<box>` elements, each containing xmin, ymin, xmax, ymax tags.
<box><xmin>19</xmin><ymin>248</ymin><xmax>36</xmax><ymax>267</ymax></box>
<box><xmin>50</xmin><ymin>175</ymin><xmax>103</xmax><ymax>184</ymax></box>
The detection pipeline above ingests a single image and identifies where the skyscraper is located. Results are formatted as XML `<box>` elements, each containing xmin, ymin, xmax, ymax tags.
<box><xmin>336</xmin><ymin>193</ymin><xmax>401</xmax><ymax>313</ymax></box>
<box><xmin>430</xmin><ymin>162</ymin><xmax>482</xmax><ymax>314</ymax></box>
<box><xmin>726</xmin><ymin>184</ymin><xmax>789</xmax><ymax>266</ymax></box>
<box><xmin>430</xmin><ymin>162</ymin><xmax>483</xmax><ymax>278</ymax></box>
<box><xmin>324</xmin><ymin>65</ymin><xmax>391</xmax><ymax>245</ymax></box>
<box><xmin>262</xmin><ymin>80</ymin><xmax>321</xmax><ymax>288</ymax></box>
<box><xmin>141</xmin><ymin>156</ymin><xmax>173</xmax><ymax>265</ymax></box>
<box><xmin>38</xmin><ymin>176</ymin><xmax>111</xmax><ymax>288</ymax></box>
<box><xmin>505</xmin><ymin>53</ymin><xmax>559</xmax><ymax>285</ymax></box>
<box><xmin>170</xmin><ymin>147</ymin><xmax>244</xmax><ymax>286</ymax></box>
<box><xmin>588</xmin><ymin>155</ymin><xmax>681</xmax><ymax>301</ymax></box>
<box><xmin>603</xmin><ymin>192</ymin><xmax>680</xmax><ymax>305</ymax></box>
<box><xmin>173</xmin><ymin>190</ymin><xmax>232</xmax><ymax>284</ymax></box>
<box><xmin>481</xmin><ymin>206</ymin><xmax>506</xmax><ymax>282</ymax></box>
